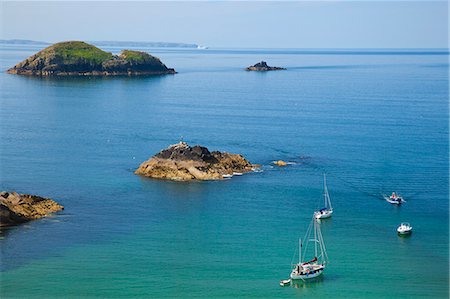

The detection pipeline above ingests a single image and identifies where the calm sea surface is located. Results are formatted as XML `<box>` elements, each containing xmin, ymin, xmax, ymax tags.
<box><xmin>0</xmin><ymin>44</ymin><xmax>448</xmax><ymax>298</ymax></box>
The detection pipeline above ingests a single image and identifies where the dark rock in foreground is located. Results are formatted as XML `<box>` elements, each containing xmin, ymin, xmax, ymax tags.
<box><xmin>246</xmin><ymin>61</ymin><xmax>286</xmax><ymax>71</ymax></box>
<box><xmin>135</xmin><ymin>142</ymin><xmax>257</xmax><ymax>181</ymax></box>
<box><xmin>0</xmin><ymin>191</ymin><xmax>63</xmax><ymax>227</ymax></box>
<box><xmin>7</xmin><ymin>41</ymin><xmax>176</xmax><ymax>76</ymax></box>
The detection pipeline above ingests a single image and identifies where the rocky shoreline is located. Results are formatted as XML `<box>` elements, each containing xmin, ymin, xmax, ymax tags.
<box><xmin>0</xmin><ymin>191</ymin><xmax>64</xmax><ymax>227</ymax></box>
<box><xmin>7</xmin><ymin>69</ymin><xmax>176</xmax><ymax>76</ymax></box>
<box><xmin>135</xmin><ymin>142</ymin><xmax>257</xmax><ymax>181</ymax></box>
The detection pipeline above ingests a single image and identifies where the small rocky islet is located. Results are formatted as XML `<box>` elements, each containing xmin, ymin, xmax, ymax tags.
<box><xmin>0</xmin><ymin>191</ymin><xmax>63</xmax><ymax>227</ymax></box>
<box><xmin>273</xmin><ymin>160</ymin><xmax>288</xmax><ymax>166</ymax></box>
<box><xmin>246</xmin><ymin>61</ymin><xmax>286</xmax><ymax>71</ymax></box>
<box><xmin>135</xmin><ymin>142</ymin><xmax>257</xmax><ymax>181</ymax></box>
<box><xmin>6</xmin><ymin>41</ymin><xmax>176</xmax><ymax>76</ymax></box>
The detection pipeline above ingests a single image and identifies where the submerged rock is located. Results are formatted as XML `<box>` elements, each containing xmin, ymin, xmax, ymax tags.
<box><xmin>0</xmin><ymin>191</ymin><xmax>64</xmax><ymax>227</ymax></box>
<box><xmin>245</xmin><ymin>61</ymin><xmax>286</xmax><ymax>71</ymax></box>
<box><xmin>135</xmin><ymin>142</ymin><xmax>256</xmax><ymax>181</ymax></box>
<box><xmin>7</xmin><ymin>41</ymin><xmax>176</xmax><ymax>76</ymax></box>
<box><xmin>274</xmin><ymin>160</ymin><xmax>287</xmax><ymax>166</ymax></box>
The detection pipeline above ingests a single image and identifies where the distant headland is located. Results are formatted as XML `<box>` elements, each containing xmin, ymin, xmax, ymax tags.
<box><xmin>0</xmin><ymin>39</ymin><xmax>50</xmax><ymax>45</ymax></box>
<box><xmin>89</xmin><ymin>40</ymin><xmax>200</xmax><ymax>48</ymax></box>
<box><xmin>6</xmin><ymin>41</ymin><xmax>176</xmax><ymax>76</ymax></box>
<box><xmin>246</xmin><ymin>61</ymin><xmax>286</xmax><ymax>71</ymax></box>
<box><xmin>135</xmin><ymin>142</ymin><xmax>257</xmax><ymax>181</ymax></box>
<box><xmin>0</xmin><ymin>39</ymin><xmax>200</xmax><ymax>48</ymax></box>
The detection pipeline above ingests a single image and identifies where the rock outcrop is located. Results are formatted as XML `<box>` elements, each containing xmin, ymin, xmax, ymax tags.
<box><xmin>273</xmin><ymin>160</ymin><xmax>287</xmax><ymax>166</ymax></box>
<box><xmin>7</xmin><ymin>41</ymin><xmax>176</xmax><ymax>76</ymax></box>
<box><xmin>0</xmin><ymin>191</ymin><xmax>64</xmax><ymax>226</ymax></box>
<box><xmin>135</xmin><ymin>142</ymin><xmax>256</xmax><ymax>181</ymax></box>
<box><xmin>245</xmin><ymin>61</ymin><xmax>286</xmax><ymax>71</ymax></box>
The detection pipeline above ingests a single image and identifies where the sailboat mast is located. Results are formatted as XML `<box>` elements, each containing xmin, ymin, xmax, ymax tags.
<box><xmin>299</xmin><ymin>238</ymin><xmax>302</xmax><ymax>264</ymax></box>
<box><xmin>323</xmin><ymin>173</ymin><xmax>327</xmax><ymax>208</ymax></box>
<box><xmin>317</xmin><ymin>220</ymin><xmax>328</xmax><ymax>264</ymax></box>
<box><xmin>314</xmin><ymin>219</ymin><xmax>318</xmax><ymax>258</ymax></box>
<box><xmin>323</xmin><ymin>173</ymin><xmax>332</xmax><ymax>210</ymax></box>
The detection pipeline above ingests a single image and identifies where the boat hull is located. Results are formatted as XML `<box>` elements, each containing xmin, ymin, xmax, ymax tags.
<box><xmin>314</xmin><ymin>210</ymin><xmax>332</xmax><ymax>219</ymax></box>
<box><xmin>398</xmin><ymin>231</ymin><xmax>412</xmax><ymax>235</ymax></box>
<box><xmin>279</xmin><ymin>279</ymin><xmax>291</xmax><ymax>286</ymax></box>
<box><xmin>290</xmin><ymin>268</ymin><xmax>324</xmax><ymax>280</ymax></box>
<box><xmin>384</xmin><ymin>195</ymin><xmax>404</xmax><ymax>204</ymax></box>
<box><xmin>397</xmin><ymin>229</ymin><xmax>412</xmax><ymax>235</ymax></box>
<box><xmin>386</xmin><ymin>199</ymin><xmax>402</xmax><ymax>204</ymax></box>
<box><xmin>290</xmin><ymin>264</ymin><xmax>325</xmax><ymax>280</ymax></box>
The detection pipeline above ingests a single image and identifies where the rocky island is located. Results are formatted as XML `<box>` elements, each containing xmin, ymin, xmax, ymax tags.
<box><xmin>245</xmin><ymin>61</ymin><xmax>286</xmax><ymax>71</ymax></box>
<box><xmin>135</xmin><ymin>142</ymin><xmax>257</xmax><ymax>181</ymax></box>
<box><xmin>7</xmin><ymin>41</ymin><xmax>176</xmax><ymax>76</ymax></box>
<box><xmin>1</xmin><ymin>191</ymin><xmax>64</xmax><ymax>226</ymax></box>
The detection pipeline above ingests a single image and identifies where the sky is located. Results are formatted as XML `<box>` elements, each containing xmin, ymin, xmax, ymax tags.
<box><xmin>0</xmin><ymin>1</ymin><xmax>448</xmax><ymax>48</ymax></box>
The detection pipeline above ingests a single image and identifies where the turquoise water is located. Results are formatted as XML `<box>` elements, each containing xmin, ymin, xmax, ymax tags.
<box><xmin>0</xmin><ymin>45</ymin><xmax>448</xmax><ymax>298</ymax></box>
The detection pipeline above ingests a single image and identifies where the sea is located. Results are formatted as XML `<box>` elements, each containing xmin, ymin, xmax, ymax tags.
<box><xmin>0</xmin><ymin>44</ymin><xmax>448</xmax><ymax>298</ymax></box>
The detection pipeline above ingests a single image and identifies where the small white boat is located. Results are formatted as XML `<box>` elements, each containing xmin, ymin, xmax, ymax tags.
<box><xmin>279</xmin><ymin>279</ymin><xmax>291</xmax><ymax>287</ymax></box>
<box><xmin>222</xmin><ymin>174</ymin><xmax>233</xmax><ymax>179</ymax></box>
<box><xmin>289</xmin><ymin>216</ymin><xmax>329</xmax><ymax>281</ymax></box>
<box><xmin>232</xmin><ymin>172</ymin><xmax>243</xmax><ymax>176</ymax></box>
<box><xmin>384</xmin><ymin>192</ymin><xmax>405</xmax><ymax>205</ymax></box>
<box><xmin>314</xmin><ymin>174</ymin><xmax>333</xmax><ymax>219</ymax></box>
<box><xmin>397</xmin><ymin>222</ymin><xmax>413</xmax><ymax>235</ymax></box>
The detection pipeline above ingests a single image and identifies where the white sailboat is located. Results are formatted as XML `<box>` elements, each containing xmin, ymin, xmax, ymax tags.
<box><xmin>290</xmin><ymin>216</ymin><xmax>329</xmax><ymax>280</ymax></box>
<box><xmin>314</xmin><ymin>174</ymin><xmax>333</xmax><ymax>219</ymax></box>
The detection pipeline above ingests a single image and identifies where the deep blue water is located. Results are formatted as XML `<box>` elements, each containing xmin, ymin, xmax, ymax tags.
<box><xmin>0</xmin><ymin>45</ymin><xmax>448</xmax><ymax>298</ymax></box>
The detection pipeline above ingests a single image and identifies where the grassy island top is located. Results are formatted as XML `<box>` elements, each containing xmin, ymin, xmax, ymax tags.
<box><xmin>51</xmin><ymin>41</ymin><xmax>114</xmax><ymax>64</ymax></box>
<box><xmin>120</xmin><ymin>50</ymin><xmax>149</xmax><ymax>62</ymax></box>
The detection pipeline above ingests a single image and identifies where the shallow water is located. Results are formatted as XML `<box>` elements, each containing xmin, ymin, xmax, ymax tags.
<box><xmin>0</xmin><ymin>45</ymin><xmax>448</xmax><ymax>298</ymax></box>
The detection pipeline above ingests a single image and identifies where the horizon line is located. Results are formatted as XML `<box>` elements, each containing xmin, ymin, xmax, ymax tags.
<box><xmin>0</xmin><ymin>39</ymin><xmax>448</xmax><ymax>52</ymax></box>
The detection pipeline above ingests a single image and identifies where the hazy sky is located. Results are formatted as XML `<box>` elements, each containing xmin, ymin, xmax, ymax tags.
<box><xmin>1</xmin><ymin>1</ymin><xmax>448</xmax><ymax>48</ymax></box>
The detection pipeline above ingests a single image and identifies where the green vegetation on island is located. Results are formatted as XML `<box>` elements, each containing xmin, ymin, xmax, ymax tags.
<box><xmin>7</xmin><ymin>41</ymin><xmax>176</xmax><ymax>76</ymax></box>
<box><xmin>53</xmin><ymin>41</ymin><xmax>113</xmax><ymax>64</ymax></box>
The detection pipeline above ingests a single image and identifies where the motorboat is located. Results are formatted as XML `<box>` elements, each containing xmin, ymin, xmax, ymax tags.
<box><xmin>384</xmin><ymin>192</ymin><xmax>405</xmax><ymax>205</ymax></box>
<box><xmin>397</xmin><ymin>223</ymin><xmax>413</xmax><ymax>235</ymax></box>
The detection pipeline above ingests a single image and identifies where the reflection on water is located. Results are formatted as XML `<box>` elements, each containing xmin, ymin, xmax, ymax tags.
<box><xmin>13</xmin><ymin>72</ymin><xmax>170</xmax><ymax>86</ymax></box>
<box><xmin>397</xmin><ymin>232</ymin><xmax>413</xmax><ymax>242</ymax></box>
<box><xmin>291</xmin><ymin>275</ymin><xmax>325</xmax><ymax>289</ymax></box>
